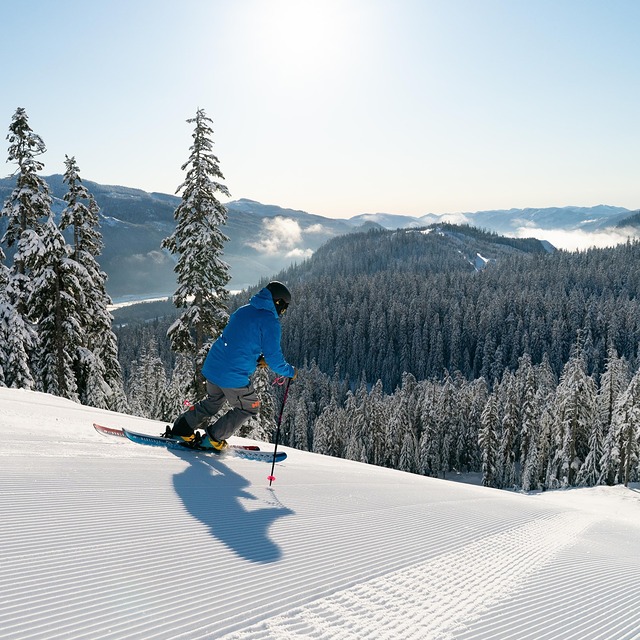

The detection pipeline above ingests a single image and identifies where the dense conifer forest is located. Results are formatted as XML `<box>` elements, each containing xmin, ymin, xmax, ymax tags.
<box><xmin>279</xmin><ymin>229</ymin><xmax>640</xmax><ymax>389</ymax></box>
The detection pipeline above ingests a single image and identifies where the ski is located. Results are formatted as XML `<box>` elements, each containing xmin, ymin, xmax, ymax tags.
<box><xmin>92</xmin><ymin>423</ymin><xmax>262</xmax><ymax>453</ymax></box>
<box><xmin>94</xmin><ymin>423</ymin><xmax>126</xmax><ymax>437</ymax></box>
<box><xmin>122</xmin><ymin>428</ymin><xmax>286</xmax><ymax>463</ymax></box>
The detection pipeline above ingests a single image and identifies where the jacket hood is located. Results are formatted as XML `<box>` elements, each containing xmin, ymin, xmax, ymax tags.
<box><xmin>250</xmin><ymin>287</ymin><xmax>278</xmax><ymax>316</ymax></box>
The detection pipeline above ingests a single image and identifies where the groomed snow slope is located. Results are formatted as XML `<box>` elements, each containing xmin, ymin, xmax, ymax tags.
<box><xmin>1</xmin><ymin>387</ymin><xmax>639</xmax><ymax>640</ymax></box>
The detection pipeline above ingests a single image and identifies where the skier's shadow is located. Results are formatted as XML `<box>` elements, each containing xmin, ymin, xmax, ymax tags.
<box><xmin>170</xmin><ymin>450</ymin><xmax>294</xmax><ymax>563</ymax></box>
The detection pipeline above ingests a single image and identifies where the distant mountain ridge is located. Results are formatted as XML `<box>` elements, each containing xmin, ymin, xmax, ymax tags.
<box><xmin>0</xmin><ymin>174</ymin><xmax>636</xmax><ymax>299</ymax></box>
<box><xmin>353</xmin><ymin>204</ymin><xmax>637</xmax><ymax>234</ymax></box>
<box><xmin>0</xmin><ymin>177</ymin><xmax>376</xmax><ymax>299</ymax></box>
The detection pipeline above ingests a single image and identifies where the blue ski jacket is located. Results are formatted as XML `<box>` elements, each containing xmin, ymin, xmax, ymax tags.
<box><xmin>201</xmin><ymin>287</ymin><xmax>295</xmax><ymax>388</ymax></box>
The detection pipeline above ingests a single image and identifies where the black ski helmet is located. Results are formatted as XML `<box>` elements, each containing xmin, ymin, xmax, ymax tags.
<box><xmin>266</xmin><ymin>281</ymin><xmax>291</xmax><ymax>315</ymax></box>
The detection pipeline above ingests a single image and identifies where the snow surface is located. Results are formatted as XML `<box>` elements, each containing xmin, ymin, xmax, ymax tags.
<box><xmin>1</xmin><ymin>387</ymin><xmax>639</xmax><ymax>640</ymax></box>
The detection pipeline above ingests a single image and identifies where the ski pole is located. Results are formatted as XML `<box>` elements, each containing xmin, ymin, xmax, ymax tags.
<box><xmin>268</xmin><ymin>376</ymin><xmax>291</xmax><ymax>486</ymax></box>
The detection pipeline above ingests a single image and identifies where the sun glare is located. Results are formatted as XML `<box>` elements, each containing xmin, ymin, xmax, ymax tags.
<box><xmin>252</xmin><ymin>0</ymin><xmax>354</xmax><ymax>76</ymax></box>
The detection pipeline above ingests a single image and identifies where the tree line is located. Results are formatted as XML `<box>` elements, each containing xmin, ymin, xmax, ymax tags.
<box><xmin>274</xmin><ymin>342</ymin><xmax>638</xmax><ymax>489</ymax></box>
<box><xmin>0</xmin><ymin>108</ymin><xmax>124</xmax><ymax>409</ymax></box>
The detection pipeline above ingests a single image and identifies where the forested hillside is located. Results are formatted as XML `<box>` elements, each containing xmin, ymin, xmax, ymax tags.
<box><xmin>116</xmin><ymin>225</ymin><xmax>640</xmax><ymax>491</ymax></box>
<box><xmin>278</xmin><ymin>228</ymin><xmax>639</xmax><ymax>390</ymax></box>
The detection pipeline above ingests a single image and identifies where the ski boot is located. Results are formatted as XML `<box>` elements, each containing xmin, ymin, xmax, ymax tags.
<box><xmin>199</xmin><ymin>431</ymin><xmax>229</xmax><ymax>454</ymax></box>
<box><xmin>162</xmin><ymin>417</ymin><xmax>199</xmax><ymax>448</ymax></box>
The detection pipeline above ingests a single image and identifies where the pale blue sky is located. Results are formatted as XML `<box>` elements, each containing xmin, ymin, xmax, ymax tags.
<box><xmin>1</xmin><ymin>0</ymin><xmax>639</xmax><ymax>218</ymax></box>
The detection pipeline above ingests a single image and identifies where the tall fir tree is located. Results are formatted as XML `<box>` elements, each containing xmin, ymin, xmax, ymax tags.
<box><xmin>436</xmin><ymin>372</ymin><xmax>457</xmax><ymax>478</ymax></box>
<box><xmin>162</xmin><ymin>108</ymin><xmax>231</xmax><ymax>397</ymax></box>
<box><xmin>343</xmin><ymin>382</ymin><xmax>370</xmax><ymax>463</ymax></box>
<box><xmin>597</xmin><ymin>345</ymin><xmax>630</xmax><ymax>485</ymax></box>
<box><xmin>617</xmin><ymin>371</ymin><xmax>640</xmax><ymax>487</ymax></box>
<box><xmin>520</xmin><ymin>362</ymin><xmax>542</xmax><ymax>491</ymax></box>
<box><xmin>0</xmin><ymin>247</ymin><xmax>9</xmax><ymax>386</ymax></box>
<box><xmin>1</xmin><ymin>108</ymin><xmax>52</xmax><ymax>388</ymax></box>
<box><xmin>28</xmin><ymin>217</ymin><xmax>85</xmax><ymax>400</ymax></box>
<box><xmin>344</xmin><ymin>389</ymin><xmax>366</xmax><ymax>463</ymax></box>
<box><xmin>398</xmin><ymin>430</ymin><xmax>418</xmax><ymax>473</ymax></box>
<box><xmin>386</xmin><ymin>372</ymin><xmax>419</xmax><ymax>469</ymax></box>
<box><xmin>59</xmin><ymin>156</ymin><xmax>124</xmax><ymax>409</ymax></box>
<box><xmin>418</xmin><ymin>381</ymin><xmax>442</xmax><ymax>477</ymax></box>
<box><xmin>547</xmin><ymin>341</ymin><xmax>597</xmax><ymax>488</ymax></box>
<box><xmin>1</xmin><ymin>108</ymin><xmax>48</xmax><ymax>251</ymax></box>
<box><xmin>602</xmin><ymin>368</ymin><xmax>640</xmax><ymax>486</ymax></box>
<box><xmin>498</xmin><ymin>372</ymin><xmax>518</xmax><ymax>488</ymax></box>
<box><xmin>158</xmin><ymin>355</ymin><xmax>194</xmax><ymax>422</ymax></box>
<box><xmin>127</xmin><ymin>337</ymin><xmax>167</xmax><ymax>419</ymax></box>
<box><xmin>368</xmin><ymin>379</ymin><xmax>390</xmax><ymax>467</ymax></box>
<box><xmin>312</xmin><ymin>397</ymin><xmax>345</xmax><ymax>458</ymax></box>
<box><xmin>0</xmin><ymin>276</ymin><xmax>36</xmax><ymax>389</ymax></box>
<box><xmin>479</xmin><ymin>392</ymin><xmax>500</xmax><ymax>487</ymax></box>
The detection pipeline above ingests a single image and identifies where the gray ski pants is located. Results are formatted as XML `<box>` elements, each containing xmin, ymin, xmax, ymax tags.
<box><xmin>183</xmin><ymin>380</ymin><xmax>260</xmax><ymax>441</ymax></box>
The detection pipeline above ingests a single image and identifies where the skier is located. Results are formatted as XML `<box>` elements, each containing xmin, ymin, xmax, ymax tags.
<box><xmin>166</xmin><ymin>281</ymin><xmax>296</xmax><ymax>451</ymax></box>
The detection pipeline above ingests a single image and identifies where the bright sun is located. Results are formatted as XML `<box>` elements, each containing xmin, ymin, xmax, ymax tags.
<box><xmin>250</xmin><ymin>0</ymin><xmax>355</xmax><ymax>76</ymax></box>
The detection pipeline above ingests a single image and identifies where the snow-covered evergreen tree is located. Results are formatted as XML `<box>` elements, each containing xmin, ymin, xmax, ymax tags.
<box><xmin>398</xmin><ymin>430</ymin><xmax>418</xmax><ymax>473</ymax></box>
<box><xmin>1</xmin><ymin>108</ymin><xmax>48</xmax><ymax>249</ymax></box>
<box><xmin>497</xmin><ymin>372</ymin><xmax>518</xmax><ymax>489</ymax></box>
<box><xmin>290</xmin><ymin>396</ymin><xmax>311</xmax><ymax>451</ymax></box>
<box><xmin>0</xmin><ymin>280</ymin><xmax>37</xmax><ymax>389</ymax></box>
<box><xmin>385</xmin><ymin>379</ymin><xmax>411</xmax><ymax>469</ymax></box>
<box><xmin>547</xmin><ymin>341</ymin><xmax>597</xmax><ymax>487</ymax></box>
<box><xmin>28</xmin><ymin>218</ymin><xmax>85</xmax><ymax>400</ymax></box>
<box><xmin>312</xmin><ymin>397</ymin><xmax>345</xmax><ymax>458</ymax></box>
<box><xmin>59</xmin><ymin>156</ymin><xmax>124</xmax><ymax>408</ymax></box>
<box><xmin>162</xmin><ymin>108</ymin><xmax>231</xmax><ymax>397</ymax></box>
<box><xmin>520</xmin><ymin>361</ymin><xmax>542</xmax><ymax>491</ymax></box>
<box><xmin>127</xmin><ymin>337</ymin><xmax>167</xmax><ymax>419</ymax></box>
<box><xmin>158</xmin><ymin>355</ymin><xmax>194</xmax><ymax>422</ymax></box>
<box><xmin>618</xmin><ymin>372</ymin><xmax>640</xmax><ymax>487</ymax></box>
<box><xmin>576</xmin><ymin>344</ymin><xmax>627</xmax><ymax>487</ymax></box>
<box><xmin>368</xmin><ymin>379</ymin><xmax>390</xmax><ymax>467</ymax></box>
<box><xmin>442</xmin><ymin>373</ymin><xmax>462</xmax><ymax>477</ymax></box>
<box><xmin>344</xmin><ymin>382</ymin><xmax>369</xmax><ymax>463</ymax></box>
<box><xmin>281</xmin><ymin>372</ymin><xmax>317</xmax><ymax>451</ymax></box>
<box><xmin>455</xmin><ymin>377</ymin><xmax>487</xmax><ymax>473</ymax></box>
<box><xmin>340</xmin><ymin>389</ymin><xmax>364</xmax><ymax>463</ymax></box>
<box><xmin>1</xmin><ymin>108</ymin><xmax>52</xmax><ymax>389</ymax></box>
<box><xmin>398</xmin><ymin>373</ymin><xmax>423</xmax><ymax>469</ymax></box>
<box><xmin>0</xmin><ymin>247</ymin><xmax>9</xmax><ymax>386</ymax></box>
<box><xmin>427</xmin><ymin>372</ymin><xmax>458</xmax><ymax>478</ymax></box>
<box><xmin>418</xmin><ymin>381</ymin><xmax>441</xmax><ymax>477</ymax></box>
<box><xmin>479</xmin><ymin>392</ymin><xmax>500</xmax><ymax>487</ymax></box>
<box><xmin>601</xmin><ymin>368</ymin><xmax>640</xmax><ymax>486</ymax></box>
<box><xmin>597</xmin><ymin>346</ymin><xmax>631</xmax><ymax>485</ymax></box>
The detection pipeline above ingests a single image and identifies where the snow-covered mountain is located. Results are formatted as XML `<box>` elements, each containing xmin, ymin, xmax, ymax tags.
<box><xmin>1</xmin><ymin>174</ymin><xmax>638</xmax><ymax>300</ymax></box>
<box><xmin>353</xmin><ymin>204</ymin><xmax>638</xmax><ymax>235</ymax></box>
<box><xmin>1</xmin><ymin>387</ymin><xmax>639</xmax><ymax>639</ymax></box>
<box><xmin>451</xmin><ymin>204</ymin><xmax>636</xmax><ymax>234</ymax></box>
<box><xmin>0</xmin><ymin>179</ymin><xmax>379</xmax><ymax>299</ymax></box>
